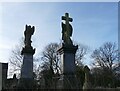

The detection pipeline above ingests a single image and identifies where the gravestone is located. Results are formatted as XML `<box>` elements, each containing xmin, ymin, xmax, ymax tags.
<box><xmin>83</xmin><ymin>65</ymin><xmax>92</xmax><ymax>90</ymax></box>
<box><xmin>57</xmin><ymin>13</ymin><xmax>79</xmax><ymax>89</ymax></box>
<box><xmin>18</xmin><ymin>25</ymin><xmax>35</xmax><ymax>89</ymax></box>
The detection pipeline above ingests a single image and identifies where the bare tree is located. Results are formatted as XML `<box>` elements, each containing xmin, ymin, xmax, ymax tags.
<box><xmin>39</xmin><ymin>43</ymin><xmax>60</xmax><ymax>88</ymax></box>
<box><xmin>41</xmin><ymin>43</ymin><xmax>60</xmax><ymax>74</ymax></box>
<box><xmin>91</xmin><ymin>42</ymin><xmax>119</xmax><ymax>87</ymax></box>
<box><xmin>75</xmin><ymin>43</ymin><xmax>88</xmax><ymax>66</ymax></box>
<box><xmin>9</xmin><ymin>38</ymin><xmax>38</xmax><ymax>78</ymax></box>
<box><xmin>91</xmin><ymin>42</ymin><xmax>118</xmax><ymax>70</ymax></box>
<box><xmin>9</xmin><ymin>38</ymin><xmax>24</xmax><ymax>77</ymax></box>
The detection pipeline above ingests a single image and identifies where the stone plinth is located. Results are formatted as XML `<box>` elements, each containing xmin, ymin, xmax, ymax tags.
<box><xmin>18</xmin><ymin>47</ymin><xmax>35</xmax><ymax>89</ymax></box>
<box><xmin>21</xmin><ymin>54</ymin><xmax>33</xmax><ymax>79</ymax></box>
<box><xmin>57</xmin><ymin>44</ymin><xmax>79</xmax><ymax>89</ymax></box>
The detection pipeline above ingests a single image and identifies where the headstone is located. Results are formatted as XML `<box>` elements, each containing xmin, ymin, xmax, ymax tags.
<box><xmin>18</xmin><ymin>25</ymin><xmax>35</xmax><ymax>89</ymax></box>
<box><xmin>83</xmin><ymin>65</ymin><xmax>92</xmax><ymax>90</ymax></box>
<box><xmin>57</xmin><ymin>13</ymin><xmax>79</xmax><ymax>89</ymax></box>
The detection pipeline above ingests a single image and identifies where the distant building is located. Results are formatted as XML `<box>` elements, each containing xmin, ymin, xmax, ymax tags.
<box><xmin>0</xmin><ymin>62</ymin><xmax>18</xmax><ymax>90</ymax></box>
<box><xmin>0</xmin><ymin>63</ymin><xmax>8</xmax><ymax>90</ymax></box>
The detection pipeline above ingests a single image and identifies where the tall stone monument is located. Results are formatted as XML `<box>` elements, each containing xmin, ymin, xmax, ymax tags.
<box><xmin>18</xmin><ymin>25</ymin><xmax>35</xmax><ymax>89</ymax></box>
<box><xmin>57</xmin><ymin>13</ymin><xmax>78</xmax><ymax>89</ymax></box>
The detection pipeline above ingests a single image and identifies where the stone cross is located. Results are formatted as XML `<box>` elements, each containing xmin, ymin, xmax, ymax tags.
<box><xmin>62</xmin><ymin>13</ymin><xmax>73</xmax><ymax>31</ymax></box>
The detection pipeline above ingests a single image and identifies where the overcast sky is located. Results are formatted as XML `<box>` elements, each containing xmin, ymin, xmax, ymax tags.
<box><xmin>0</xmin><ymin>2</ymin><xmax>118</xmax><ymax>67</ymax></box>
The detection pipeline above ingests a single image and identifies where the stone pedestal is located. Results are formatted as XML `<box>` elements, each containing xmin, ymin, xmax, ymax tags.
<box><xmin>18</xmin><ymin>46</ymin><xmax>35</xmax><ymax>89</ymax></box>
<box><xmin>57</xmin><ymin>44</ymin><xmax>79</xmax><ymax>89</ymax></box>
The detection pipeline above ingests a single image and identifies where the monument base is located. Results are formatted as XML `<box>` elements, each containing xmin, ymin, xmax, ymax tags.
<box><xmin>17</xmin><ymin>78</ymin><xmax>34</xmax><ymax>89</ymax></box>
<box><xmin>57</xmin><ymin>74</ymin><xmax>79</xmax><ymax>89</ymax></box>
<box><xmin>57</xmin><ymin>44</ymin><xmax>80</xmax><ymax>89</ymax></box>
<box><xmin>57</xmin><ymin>44</ymin><xmax>78</xmax><ymax>74</ymax></box>
<box><xmin>17</xmin><ymin>46</ymin><xmax>35</xmax><ymax>89</ymax></box>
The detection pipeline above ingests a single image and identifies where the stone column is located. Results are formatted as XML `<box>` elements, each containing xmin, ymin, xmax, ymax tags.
<box><xmin>57</xmin><ymin>44</ymin><xmax>79</xmax><ymax>89</ymax></box>
<box><xmin>18</xmin><ymin>47</ymin><xmax>35</xmax><ymax>89</ymax></box>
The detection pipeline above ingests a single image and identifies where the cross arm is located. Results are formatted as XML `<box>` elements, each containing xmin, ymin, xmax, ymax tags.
<box><xmin>62</xmin><ymin>16</ymin><xmax>73</xmax><ymax>22</ymax></box>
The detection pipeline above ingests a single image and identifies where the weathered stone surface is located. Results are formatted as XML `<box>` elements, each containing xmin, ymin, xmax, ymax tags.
<box><xmin>83</xmin><ymin>65</ymin><xmax>92</xmax><ymax>90</ymax></box>
<box><xmin>21</xmin><ymin>47</ymin><xmax>35</xmax><ymax>55</ymax></box>
<box><xmin>61</xmin><ymin>13</ymin><xmax>73</xmax><ymax>46</ymax></box>
<box><xmin>21</xmin><ymin>54</ymin><xmax>33</xmax><ymax>79</ymax></box>
<box><xmin>57</xmin><ymin>44</ymin><xmax>79</xmax><ymax>89</ymax></box>
<box><xmin>57</xmin><ymin>45</ymin><xmax>78</xmax><ymax>74</ymax></box>
<box><xmin>24</xmin><ymin>25</ymin><xmax>35</xmax><ymax>48</ymax></box>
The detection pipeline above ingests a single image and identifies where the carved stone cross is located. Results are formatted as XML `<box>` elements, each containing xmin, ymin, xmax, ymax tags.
<box><xmin>62</xmin><ymin>13</ymin><xmax>73</xmax><ymax>31</ymax></box>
